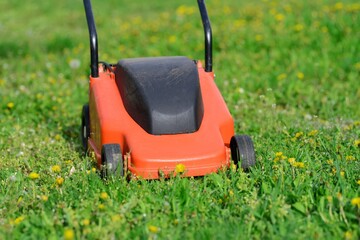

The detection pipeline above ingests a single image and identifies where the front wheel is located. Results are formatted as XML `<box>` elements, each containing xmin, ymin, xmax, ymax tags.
<box><xmin>101</xmin><ymin>144</ymin><xmax>124</xmax><ymax>178</ymax></box>
<box><xmin>230</xmin><ymin>135</ymin><xmax>256</xmax><ymax>170</ymax></box>
<box><xmin>81</xmin><ymin>104</ymin><xmax>90</xmax><ymax>152</ymax></box>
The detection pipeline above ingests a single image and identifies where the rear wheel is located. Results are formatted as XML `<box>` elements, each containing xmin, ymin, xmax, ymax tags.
<box><xmin>81</xmin><ymin>104</ymin><xmax>90</xmax><ymax>152</ymax></box>
<box><xmin>101</xmin><ymin>144</ymin><xmax>124</xmax><ymax>178</ymax></box>
<box><xmin>230</xmin><ymin>135</ymin><xmax>256</xmax><ymax>170</ymax></box>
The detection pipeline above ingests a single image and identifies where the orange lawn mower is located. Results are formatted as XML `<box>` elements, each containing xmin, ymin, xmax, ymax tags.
<box><xmin>81</xmin><ymin>0</ymin><xmax>256</xmax><ymax>179</ymax></box>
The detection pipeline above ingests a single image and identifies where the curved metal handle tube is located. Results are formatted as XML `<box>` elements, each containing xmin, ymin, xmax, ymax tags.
<box><xmin>197</xmin><ymin>0</ymin><xmax>213</xmax><ymax>72</ymax></box>
<box><xmin>83</xmin><ymin>0</ymin><xmax>99</xmax><ymax>77</ymax></box>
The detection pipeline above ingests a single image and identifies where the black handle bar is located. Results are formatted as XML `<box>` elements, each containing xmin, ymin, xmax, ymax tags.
<box><xmin>83</xmin><ymin>0</ymin><xmax>99</xmax><ymax>77</ymax></box>
<box><xmin>197</xmin><ymin>0</ymin><xmax>213</xmax><ymax>72</ymax></box>
<box><xmin>83</xmin><ymin>0</ymin><xmax>213</xmax><ymax>77</ymax></box>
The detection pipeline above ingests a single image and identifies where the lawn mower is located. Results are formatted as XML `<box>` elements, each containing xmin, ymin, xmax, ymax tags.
<box><xmin>81</xmin><ymin>0</ymin><xmax>256</xmax><ymax>179</ymax></box>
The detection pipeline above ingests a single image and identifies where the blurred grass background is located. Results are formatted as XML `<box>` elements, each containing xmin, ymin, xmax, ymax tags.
<box><xmin>0</xmin><ymin>0</ymin><xmax>359</xmax><ymax>239</ymax></box>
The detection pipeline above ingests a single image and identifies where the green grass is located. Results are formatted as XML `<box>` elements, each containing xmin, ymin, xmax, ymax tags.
<box><xmin>1</xmin><ymin>0</ymin><xmax>360</xmax><ymax>239</ymax></box>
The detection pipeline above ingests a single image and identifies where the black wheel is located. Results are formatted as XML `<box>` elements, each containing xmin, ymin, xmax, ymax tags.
<box><xmin>101</xmin><ymin>144</ymin><xmax>124</xmax><ymax>178</ymax></box>
<box><xmin>230</xmin><ymin>135</ymin><xmax>256</xmax><ymax>170</ymax></box>
<box><xmin>81</xmin><ymin>104</ymin><xmax>90</xmax><ymax>152</ymax></box>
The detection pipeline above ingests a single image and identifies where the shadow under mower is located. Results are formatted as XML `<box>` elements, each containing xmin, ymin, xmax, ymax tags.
<box><xmin>81</xmin><ymin>0</ymin><xmax>256</xmax><ymax>179</ymax></box>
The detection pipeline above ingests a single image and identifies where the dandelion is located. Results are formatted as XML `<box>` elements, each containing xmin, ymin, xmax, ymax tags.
<box><xmin>51</xmin><ymin>165</ymin><xmax>61</xmax><ymax>173</ymax></box>
<box><xmin>326</xmin><ymin>159</ymin><xmax>334</xmax><ymax>165</ymax></box>
<box><xmin>56</xmin><ymin>177</ymin><xmax>64</xmax><ymax>186</ymax></box>
<box><xmin>296</xmin><ymin>72</ymin><xmax>304</xmax><ymax>80</ymax></box>
<box><xmin>98</xmin><ymin>204</ymin><xmax>105</xmax><ymax>210</ymax></box>
<box><xmin>100</xmin><ymin>192</ymin><xmax>109</xmax><ymax>200</ymax></box>
<box><xmin>308</xmin><ymin>129</ymin><xmax>318</xmax><ymax>136</ymax></box>
<box><xmin>29</xmin><ymin>172</ymin><xmax>40</xmax><ymax>180</ymax></box>
<box><xmin>288</xmin><ymin>158</ymin><xmax>296</xmax><ymax>164</ymax></box>
<box><xmin>229</xmin><ymin>190</ymin><xmax>234</xmax><ymax>197</ymax></box>
<box><xmin>357</xmin><ymin>180</ymin><xmax>360</xmax><ymax>185</ymax></box>
<box><xmin>293</xmin><ymin>24</ymin><xmax>304</xmax><ymax>32</ymax></box>
<box><xmin>54</xmin><ymin>134</ymin><xmax>61</xmax><ymax>141</ymax></box>
<box><xmin>334</xmin><ymin>2</ymin><xmax>343</xmax><ymax>10</ymax></box>
<box><xmin>255</xmin><ymin>34</ymin><xmax>263</xmax><ymax>42</ymax></box>
<box><xmin>351</xmin><ymin>197</ymin><xmax>360</xmax><ymax>208</ymax></box>
<box><xmin>340</xmin><ymin>171</ymin><xmax>345</xmax><ymax>177</ymax></box>
<box><xmin>295</xmin><ymin>132</ymin><xmax>303</xmax><ymax>138</ymax></box>
<box><xmin>41</xmin><ymin>195</ymin><xmax>48</xmax><ymax>202</ymax></box>
<box><xmin>326</xmin><ymin>196</ymin><xmax>332</xmax><ymax>203</ymax></box>
<box><xmin>14</xmin><ymin>216</ymin><xmax>25</xmax><ymax>225</ymax></box>
<box><xmin>275</xmin><ymin>13</ymin><xmax>285</xmax><ymax>21</ymax></box>
<box><xmin>168</xmin><ymin>35</ymin><xmax>177</xmax><ymax>43</ymax></box>
<box><xmin>345</xmin><ymin>156</ymin><xmax>355</xmax><ymax>161</ymax></box>
<box><xmin>293</xmin><ymin>162</ymin><xmax>305</xmax><ymax>168</ymax></box>
<box><xmin>354</xmin><ymin>139</ymin><xmax>360</xmax><ymax>147</ymax></box>
<box><xmin>7</xmin><ymin>102</ymin><xmax>14</xmax><ymax>109</ymax></box>
<box><xmin>82</xmin><ymin>219</ymin><xmax>90</xmax><ymax>226</ymax></box>
<box><xmin>277</xmin><ymin>73</ymin><xmax>287</xmax><ymax>81</ymax></box>
<box><xmin>355</xmin><ymin>62</ymin><xmax>360</xmax><ymax>71</ymax></box>
<box><xmin>148</xmin><ymin>225</ymin><xmax>160</xmax><ymax>233</ymax></box>
<box><xmin>111</xmin><ymin>214</ymin><xmax>122</xmax><ymax>222</ymax></box>
<box><xmin>344</xmin><ymin>231</ymin><xmax>352</xmax><ymax>240</ymax></box>
<box><xmin>64</xmin><ymin>228</ymin><xmax>74</xmax><ymax>240</ymax></box>
<box><xmin>175</xmin><ymin>164</ymin><xmax>186</xmax><ymax>174</ymax></box>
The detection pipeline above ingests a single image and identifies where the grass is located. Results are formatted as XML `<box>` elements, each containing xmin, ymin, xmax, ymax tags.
<box><xmin>0</xmin><ymin>0</ymin><xmax>359</xmax><ymax>239</ymax></box>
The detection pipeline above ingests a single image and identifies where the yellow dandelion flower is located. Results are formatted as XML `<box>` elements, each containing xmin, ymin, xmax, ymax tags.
<box><xmin>345</xmin><ymin>156</ymin><xmax>355</xmax><ymax>161</ymax></box>
<box><xmin>255</xmin><ymin>34</ymin><xmax>263</xmax><ymax>42</ymax></box>
<box><xmin>7</xmin><ymin>102</ymin><xmax>15</xmax><ymax>109</ymax></box>
<box><xmin>354</xmin><ymin>139</ymin><xmax>360</xmax><ymax>147</ymax></box>
<box><xmin>41</xmin><ymin>195</ymin><xmax>48</xmax><ymax>202</ymax></box>
<box><xmin>51</xmin><ymin>165</ymin><xmax>61</xmax><ymax>173</ymax></box>
<box><xmin>326</xmin><ymin>196</ymin><xmax>332</xmax><ymax>203</ymax></box>
<box><xmin>296</xmin><ymin>72</ymin><xmax>304</xmax><ymax>80</ymax></box>
<box><xmin>111</xmin><ymin>214</ymin><xmax>122</xmax><ymax>222</ymax></box>
<box><xmin>168</xmin><ymin>35</ymin><xmax>177</xmax><ymax>43</ymax></box>
<box><xmin>295</xmin><ymin>132</ymin><xmax>303</xmax><ymax>138</ymax></box>
<box><xmin>100</xmin><ymin>192</ymin><xmax>109</xmax><ymax>200</ymax></box>
<box><xmin>54</xmin><ymin>134</ymin><xmax>61</xmax><ymax>141</ymax></box>
<box><xmin>92</xmin><ymin>167</ymin><xmax>96</xmax><ymax>173</ymax></box>
<box><xmin>29</xmin><ymin>172</ymin><xmax>40</xmax><ymax>180</ymax></box>
<box><xmin>308</xmin><ymin>129</ymin><xmax>318</xmax><ymax>136</ymax></box>
<box><xmin>56</xmin><ymin>177</ymin><xmax>64</xmax><ymax>186</ymax></box>
<box><xmin>357</xmin><ymin>180</ymin><xmax>360</xmax><ymax>185</ymax></box>
<box><xmin>275</xmin><ymin>152</ymin><xmax>283</xmax><ymax>157</ymax></box>
<box><xmin>82</xmin><ymin>219</ymin><xmax>90</xmax><ymax>226</ymax></box>
<box><xmin>98</xmin><ymin>204</ymin><xmax>105</xmax><ymax>210</ymax></box>
<box><xmin>344</xmin><ymin>231</ymin><xmax>352</xmax><ymax>240</ymax></box>
<box><xmin>294</xmin><ymin>162</ymin><xmax>305</xmax><ymax>168</ymax></box>
<box><xmin>14</xmin><ymin>216</ymin><xmax>25</xmax><ymax>225</ymax></box>
<box><xmin>340</xmin><ymin>171</ymin><xmax>345</xmax><ymax>177</ymax></box>
<box><xmin>277</xmin><ymin>73</ymin><xmax>287</xmax><ymax>81</ymax></box>
<box><xmin>275</xmin><ymin>14</ymin><xmax>285</xmax><ymax>21</ymax></box>
<box><xmin>148</xmin><ymin>225</ymin><xmax>160</xmax><ymax>233</ymax></box>
<box><xmin>229</xmin><ymin>190</ymin><xmax>234</xmax><ymax>197</ymax></box>
<box><xmin>294</xmin><ymin>24</ymin><xmax>304</xmax><ymax>32</ymax></box>
<box><xmin>334</xmin><ymin>2</ymin><xmax>343</xmax><ymax>10</ymax></box>
<box><xmin>351</xmin><ymin>197</ymin><xmax>360</xmax><ymax>208</ymax></box>
<box><xmin>64</xmin><ymin>228</ymin><xmax>74</xmax><ymax>240</ymax></box>
<box><xmin>355</xmin><ymin>62</ymin><xmax>360</xmax><ymax>71</ymax></box>
<box><xmin>175</xmin><ymin>164</ymin><xmax>186</xmax><ymax>174</ymax></box>
<box><xmin>288</xmin><ymin>158</ymin><xmax>296</xmax><ymax>164</ymax></box>
<box><xmin>337</xmin><ymin>192</ymin><xmax>342</xmax><ymax>200</ymax></box>
<box><xmin>273</xmin><ymin>157</ymin><xmax>280</xmax><ymax>163</ymax></box>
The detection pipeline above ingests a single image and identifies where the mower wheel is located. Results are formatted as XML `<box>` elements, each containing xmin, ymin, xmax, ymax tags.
<box><xmin>101</xmin><ymin>144</ymin><xmax>124</xmax><ymax>178</ymax></box>
<box><xmin>81</xmin><ymin>104</ymin><xmax>90</xmax><ymax>152</ymax></box>
<box><xmin>230</xmin><ymin>135</ymin><xmax>256</xmax><ymax>170</ymax></box>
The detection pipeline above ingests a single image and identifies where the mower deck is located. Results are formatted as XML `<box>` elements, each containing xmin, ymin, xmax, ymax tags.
<box><xmin>87</xmin><ymin>61</ymin><xmax>234</xmax><ymax>179</ymax></box>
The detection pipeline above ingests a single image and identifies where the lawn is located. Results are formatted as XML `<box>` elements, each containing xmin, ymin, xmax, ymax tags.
<box><xmin>0</xmin><ymin>0</ymin><xmax>359</xmax><ymax>239</ymax></box>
